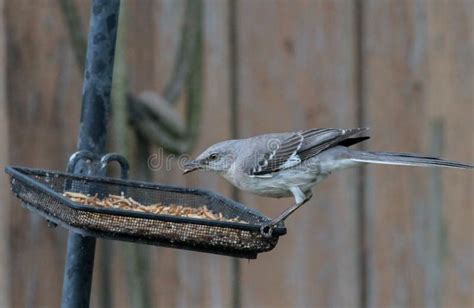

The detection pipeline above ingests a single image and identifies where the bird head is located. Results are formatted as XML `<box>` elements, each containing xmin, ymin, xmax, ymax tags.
<box><xmin>183</xmin><ymin>140</ymin><xmax>237</xmax><ymax>175</ymax></box>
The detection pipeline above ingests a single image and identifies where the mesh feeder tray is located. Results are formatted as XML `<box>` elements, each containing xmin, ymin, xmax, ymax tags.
<box><xmin>5</xmin><ymin>153</ymin><xmax>286</xmax><ymax>259</ymax></box>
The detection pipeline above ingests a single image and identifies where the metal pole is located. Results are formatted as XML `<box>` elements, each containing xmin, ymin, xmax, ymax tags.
<box><xmin>61</xmin><ymin>1</ymin><xmax>120</xmax><ymax>308</ymax></box>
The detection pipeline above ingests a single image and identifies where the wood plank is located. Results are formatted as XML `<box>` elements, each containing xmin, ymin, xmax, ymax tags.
<box><xmin>5</xmin><ymin>0</ymin><xmax>88</xmax><ymax>306</ymax></box>
<box><xmin>169</xmin><ymin>1</ymin><xmax>234</xmax><ymax>306</ymax></box>
<box><xmin>127</xmin><ymin>1</ymin><xmax>234</xmax><ymax>307</ymax></box>
<box><xmin>127</xmin><ymin>2</ymin><xmax>183</xmax><ymax>307</ymax></box>
<box><xmin>237</xmin><ymin>1</ymin><xmax>360</xmax><ymax>307</ymax></box>
<box><xmin>116</xmin><ymin>2</ymin><xmax>165</xmax><ymax>307</ymax></box>
<box><xmin>126</xmin><ymin>0</ymin><xmax>162</xmax><ymax>92</ymax></box>
<box><xmin>364</xmin><ymin>1</ymin><xmax>428</xmax><ymax>306</ymax></box>
<box><xmin>363</xmin><ymin>0</ymin><xmax>473</xmax><ymax>306</ymax></box>
<box><xmin>0</xmin><ymin>0</ymin><xmax>9</xmax><ymax>306</ymax></box>
<box><xmin>425</xmin><ymin>1</ymin><xmax>473</xmax><ymax>307</ymax></box>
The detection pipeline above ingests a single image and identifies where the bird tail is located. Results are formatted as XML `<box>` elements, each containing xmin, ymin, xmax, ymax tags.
<box><xmin>350</xmin><ymin>151</ymin><xmax>473</xmax><ymax>169</ymax></box>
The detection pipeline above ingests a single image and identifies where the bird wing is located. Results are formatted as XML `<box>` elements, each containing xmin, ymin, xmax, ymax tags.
<box><xmin>249</xmin><ymin>127</ymin><xmax>369</xmax><ymax>176</ymax></box>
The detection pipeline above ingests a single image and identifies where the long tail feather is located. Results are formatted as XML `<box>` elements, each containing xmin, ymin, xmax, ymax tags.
<box><xmin>351</xmin><ymin>151</ymin><xmax>473</xmax><ymax>169</ymax></box>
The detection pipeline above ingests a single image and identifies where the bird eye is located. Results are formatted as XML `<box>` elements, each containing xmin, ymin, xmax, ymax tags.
<box><xmin>209</xmin><ymin>153</ymin><xmax>218</xmax><ymax>161</ymax></box>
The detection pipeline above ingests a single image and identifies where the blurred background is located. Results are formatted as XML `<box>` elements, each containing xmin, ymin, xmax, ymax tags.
<box><xmin>0</xmin><ymin>0</ymin><xmax>473</xmax><ymax>307</ymax></box>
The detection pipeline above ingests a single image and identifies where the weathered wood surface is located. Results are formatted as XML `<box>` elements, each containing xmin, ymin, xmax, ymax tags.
<box><xmin>426</xmin><ymin>3</ymin><xmax>474</xmax><ymax>306</ymax></box>
<box><xmin>363</xmin><ymin>0</ymin><xmax>473</xmax><ymax>307</ymax></box>
<box><xmin>0</xmin><ymin>0</ymin><xmax>9</xmax><ymax>306</ymax></box>
<box><xmin>4</xmin><ymin>0</ymin><xmax>87</xmax><ymax>307</ymax></box>
<box><xmin>127</xmin><ymin>1</ymin><xmax>235</xmax><ymax>307</ymax></box>
<box><xmin>172</xmin><ymin>1</ymin><xmax>235</xmax><ymax>307</ymax></box>
<box><xmin>2</xmin><ymin>0</ymin><xmax>473</xmax><ymax>307</ymax></box>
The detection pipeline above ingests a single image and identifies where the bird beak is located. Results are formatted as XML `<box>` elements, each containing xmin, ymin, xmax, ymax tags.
<box><xmin>183</xmin><ymin>160</ymin><xmax>201</xmax><ymax>174</ymax></box>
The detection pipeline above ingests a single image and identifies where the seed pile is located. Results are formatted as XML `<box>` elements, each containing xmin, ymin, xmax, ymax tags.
<box><xmin>63</xmin><ymin>191</ymin><xmax>245</xmax><ymax>223</ymax></box>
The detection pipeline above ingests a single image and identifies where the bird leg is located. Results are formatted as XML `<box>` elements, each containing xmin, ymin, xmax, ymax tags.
<box><xmin>260</xmin><ymin>187</ymin><xmax>312</xmax><ymax>238</ymax></box>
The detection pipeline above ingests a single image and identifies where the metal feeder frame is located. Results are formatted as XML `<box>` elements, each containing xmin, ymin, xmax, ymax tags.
<box><xmin>6</xmin><ymin>152</ymin><xmax>285</xmax><ymax>259</ymax></box>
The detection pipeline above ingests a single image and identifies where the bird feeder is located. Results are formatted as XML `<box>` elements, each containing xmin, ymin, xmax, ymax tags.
<box><xmin>6</xmin><ymin>151</ymin><xmax>285</xmax><ymax>259</ymax></box>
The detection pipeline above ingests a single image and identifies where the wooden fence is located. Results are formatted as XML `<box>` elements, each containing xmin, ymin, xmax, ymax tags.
<box><xmin>0</xmin><ymin>0</ymin><xmax>472</xmax><ymax>307</ymax></box>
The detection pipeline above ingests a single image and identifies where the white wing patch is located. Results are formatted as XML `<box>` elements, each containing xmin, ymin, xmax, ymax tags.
<box><xmin>279</xmin><ymin>131</ymin><xmax>304</xmax><ymax>169</ymax></box>
<box><xmin>280</xmin><ymin>153</ymin><xmax>302</xmax><ymax>169</ymax></box>
<box><xmin>250</xmin><ymin>132</ymin><xmax>305</xmax><ymax>176</ymax></box>
<box><xmin>250</xmin><ymin>173</ymin><xmax>273</xmax><ymax>178</ymax></box>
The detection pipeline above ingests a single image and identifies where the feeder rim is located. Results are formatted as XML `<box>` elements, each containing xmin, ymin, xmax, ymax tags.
<box><xmin>5</xmin><ymin>166</ymin><xmax>287</xmax><ymax>236</ymax></box>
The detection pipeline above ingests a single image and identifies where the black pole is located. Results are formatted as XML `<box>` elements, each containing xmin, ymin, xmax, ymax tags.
<box><xmin>61</xmin><ymin>1</ymin><xmax>120</xmax><ymax>308</ymax></box>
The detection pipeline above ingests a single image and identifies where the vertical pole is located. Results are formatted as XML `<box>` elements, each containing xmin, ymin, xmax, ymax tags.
<box><xmin>61</xmin><ymin>1</ymin><xmax>120</xmax><ymax>308</ymax></box>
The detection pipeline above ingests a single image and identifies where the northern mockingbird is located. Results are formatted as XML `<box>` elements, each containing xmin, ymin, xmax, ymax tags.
<box><xmin>183</xmin><ymin>128</ymin><xmax>472</xmax><ymax>236</ymax></box>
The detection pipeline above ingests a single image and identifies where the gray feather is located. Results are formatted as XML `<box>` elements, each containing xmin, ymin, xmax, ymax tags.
<box><xmin>351</xmin><ymin>151</ymin><xmax>473</xmax><ymax>169</ymax></box>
